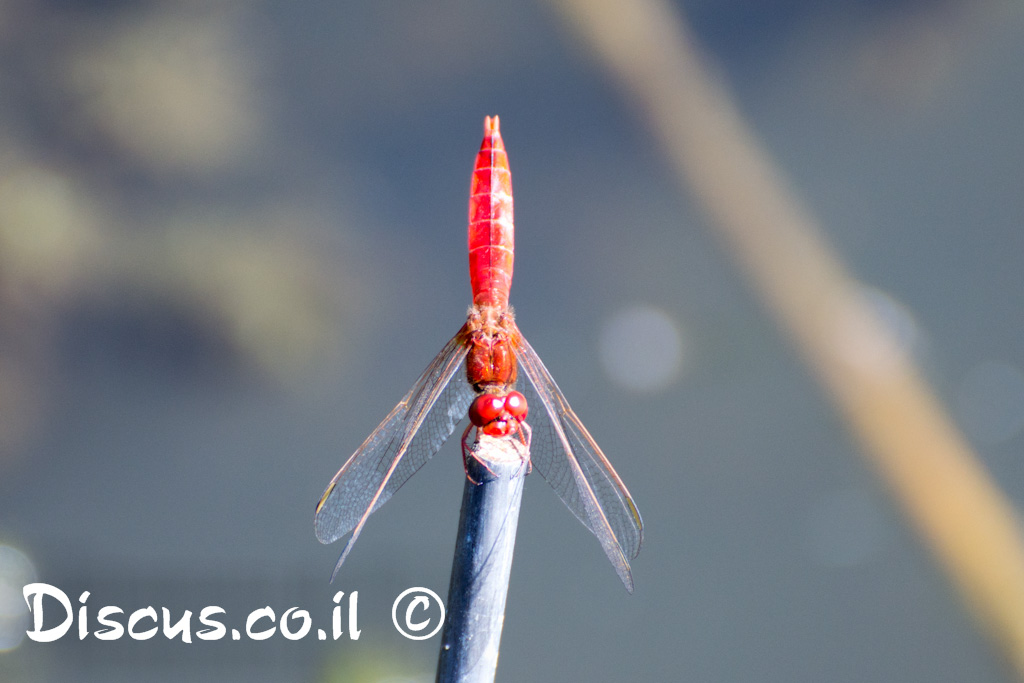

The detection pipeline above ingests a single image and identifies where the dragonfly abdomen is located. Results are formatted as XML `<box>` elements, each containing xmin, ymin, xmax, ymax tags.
<box><xmin>468</xmin><ymin>115</ymin><xmax>514</xmax><ymax>309</ymax></box>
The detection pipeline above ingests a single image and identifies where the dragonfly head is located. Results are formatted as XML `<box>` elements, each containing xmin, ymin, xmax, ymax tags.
<box><xmin>469</xmin><ymin>390</ymin><xmax>528</xmax><ymax>437</ymax></box>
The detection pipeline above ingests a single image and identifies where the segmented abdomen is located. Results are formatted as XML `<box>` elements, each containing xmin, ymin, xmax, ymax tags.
<box><xmin>467</xmin><ymin>115</ymin><xmax>514</xmax><ymax>309</ymax></box>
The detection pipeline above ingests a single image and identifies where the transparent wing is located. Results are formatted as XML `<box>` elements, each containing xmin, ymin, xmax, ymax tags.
<box><xmin>513</xmin><ymin>328</ymin><xmax>644</xmax><ymax>592</ymax></box>
<box><xmin>314</xmin><ymin>324</ymin><xmax>476</xmax><ymax>578</ymax></box>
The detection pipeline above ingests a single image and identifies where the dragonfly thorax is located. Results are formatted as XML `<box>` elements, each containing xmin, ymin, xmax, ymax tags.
<box><xmin>465</xmin><ymin>304</ymin><xmax>518</xmax><ymax>390</ymax></box>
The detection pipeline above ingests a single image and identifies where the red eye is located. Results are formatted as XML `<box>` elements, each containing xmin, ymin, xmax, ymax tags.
<box><xmin>504</xmin><ymin>391</ymin><xmax>528</xmax><ymax>419</ymax></box>
<box><xmin>469</xmin><ymin>394</ymin><xmax>504</xmax><ymax>427</ymax></box>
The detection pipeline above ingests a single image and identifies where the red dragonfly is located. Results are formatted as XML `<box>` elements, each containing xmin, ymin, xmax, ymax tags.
<box><xmin>315</xmin><ymin>116</ymin><xmax>643</xmax><ymax>591</ymax></box>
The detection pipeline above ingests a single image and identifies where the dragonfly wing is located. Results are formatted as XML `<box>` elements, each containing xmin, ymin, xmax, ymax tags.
<box><xmin>513</xmin><ymin>330</ymin><xmax>644</xmax><ymax>592</ymax></box>
<box><xmin>314</xmin><ymin>324</ymin><xmax>476</xmax><ymax>576</ymax></box>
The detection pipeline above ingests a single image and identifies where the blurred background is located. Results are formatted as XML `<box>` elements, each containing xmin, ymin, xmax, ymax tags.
<box><xmin>1</xmin><ymin>0</ymin><xmax>1023</xmax><ymax>681</ymax></box>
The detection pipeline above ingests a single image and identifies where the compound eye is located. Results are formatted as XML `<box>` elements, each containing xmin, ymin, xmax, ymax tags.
<box><xmin>504</xmin><ymin>391</ymin><xmax>528</xmax><ymax>420</ymax></box>
<box><xmin>469</xmin><ymin>394</ymin><xmax>505</xmax><ymax>427</ymax></box>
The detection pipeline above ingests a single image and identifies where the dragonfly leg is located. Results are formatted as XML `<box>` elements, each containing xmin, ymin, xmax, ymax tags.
<box><xmin>514</xmin><ymin>420</ymin><xmax>533</xmax><ymax>476</ymax></box>
<box><xmin>462</xmin><ymin>424</ymin><xmax>498</xmax><ymax>484</ymax></box>
<box><xmin>460</xmin><ymin>424</ymin><xmax>479</xmax><ymax>483</ymax></box>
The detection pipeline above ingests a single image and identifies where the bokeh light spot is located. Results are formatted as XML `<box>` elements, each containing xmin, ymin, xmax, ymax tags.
<box><xmin>861</xmin><ymin>286</ymin><xmax>924</xmax><ymax>359</ymax></box>
<box><xmin>833</xmin><ymin>286</ymin><xmax>925</xmax><ymax>377</ymax></box>
<box><xmin>599</xmin><ymin>305</ymin><xmax>685</xmax><ymax>394</ymax></box>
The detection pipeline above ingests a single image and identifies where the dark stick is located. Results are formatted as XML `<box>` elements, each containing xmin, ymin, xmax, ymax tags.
<box><xmin>436</xmin><ymin>431</ymin><xmax>529</xmax><ymax>683</ymax></box>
